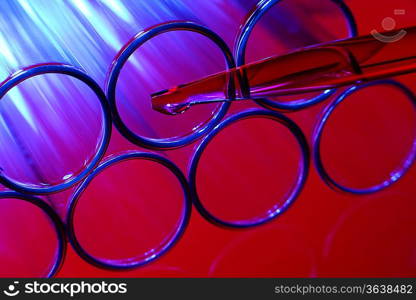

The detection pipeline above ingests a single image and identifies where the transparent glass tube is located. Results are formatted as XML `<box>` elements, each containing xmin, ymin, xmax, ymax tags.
<box><xmin>152</xmin><ymin>26</ymin><xmax>416</xmax><ymax>115</ymax></box>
